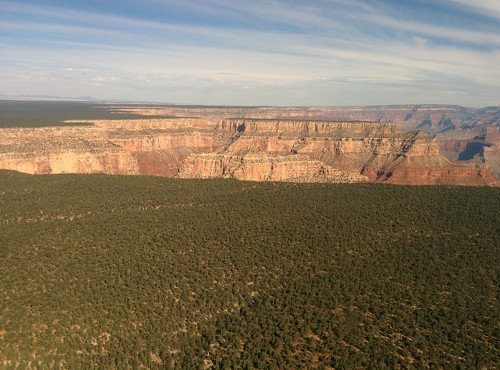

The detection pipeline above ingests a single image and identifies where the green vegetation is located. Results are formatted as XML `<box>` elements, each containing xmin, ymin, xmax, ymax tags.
<box><xmin>0</xmin><ymin>101</ymin><xmax>175</xmax><ymax>128</ymax></box>
<box><xmin>0</xmin><ymin>171</ymin><xmax>498</xmax><ymax>368</ymax></box>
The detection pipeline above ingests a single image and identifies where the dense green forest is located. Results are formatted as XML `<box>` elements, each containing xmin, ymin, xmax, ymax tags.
<box><xmin>0</xmin><ymin>170</ymin><xmax>498</xmax><ymax>368</ymax></box>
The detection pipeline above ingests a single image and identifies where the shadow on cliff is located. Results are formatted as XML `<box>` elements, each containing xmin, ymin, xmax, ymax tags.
<box><xmin>458</xmin><ymin>141</ymin><xmax>492</xmax><ymax>161</ymax></box>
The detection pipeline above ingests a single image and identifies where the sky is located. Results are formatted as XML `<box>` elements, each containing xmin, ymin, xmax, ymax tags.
<box><xmin>1</xmin><ymin>0</ymin><xmax>499</xmax><ymax>106</ymax></box>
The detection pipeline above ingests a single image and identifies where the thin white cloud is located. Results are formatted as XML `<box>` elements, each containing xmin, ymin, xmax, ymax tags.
<box><xmin>3</xmin><ymin>1</ymin><xmax>499</xmax><ymax>50</ymax></box>
<box><xmin>1</xmin><ymin>0</ymin><xmax>499</xmax><ymax>105</ymax></box>
<box><xmin>349</xmin><ymin>5</ymin><xmax>500</xmax><ymax>47</ymax></box>
<box><xmin>445</xmin><ymin>0</ymin><xmax>500</xmax><ymax>20</ymax></box>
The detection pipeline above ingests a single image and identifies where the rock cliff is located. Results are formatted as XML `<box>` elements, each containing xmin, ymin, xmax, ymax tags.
<box><xmin>0</xmin><ymin>138</ymin><xmax>139</xmax><ymax>175</ymax></box>
<box><xmin>0</xmin><ymin>104</ymin><xmax>498</xmax><ymax>185</ymax></box>
<box><xmin>114</xmin><ymin>104</ymin><xmax>499</xmax><ymax>177</ymax></box>
<box><xmin>102</xmin><ymin>118</ymin><xmax>221</xmax><ymax>176</ymax></box>
<box><xmin>177</xmin><ymin>119</ymin><xmax>497</xmax><ymax>185</ymax></box>
<box><xmin>0</xmin><ymin>126</ymin><xmax>138</xmax><ymax>175</ymax></box>
<box><xmin>178</xmin><ymin>151</ymin><xmax>368</xmax><ymax>183</ymax></box>
<box><xmin>0</xmin><ymin>118</ymin><xmax>223</xmax><ymax>176</ymax></box>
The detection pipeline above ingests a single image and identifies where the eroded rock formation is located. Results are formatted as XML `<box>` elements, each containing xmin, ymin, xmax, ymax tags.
<box><xmin>0</xmin><ymin>127</ymin><xmax>138</xmax><ymax>175</ymax></box>
<box><xmin>0</xmin><ymin>118</ymin><xmax>223</xmax><ymax>177</ymax></box>
<box><xmin>178</xmin><ymin>152</ymin><xmax>368</xmax><ymax>183</ymax></box>
<box><xmin>113</xmin><ymin>104</ymin><xmax>500</xmax><ymax>178</ymax></box>
<box><xmin>178</xmin><ymin>119</ymin><xmax>497</xmax><ymax>185</ymax></box>
<box><xmin>0</xmin><ymin>106</ymin><xmax>498</xmax><ymax>185</ymax></box>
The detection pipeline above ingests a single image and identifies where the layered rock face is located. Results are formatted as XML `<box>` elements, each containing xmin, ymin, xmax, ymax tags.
<box><xmin>482</xmin><ymin>127</ymin><xmax>500</xmax><ymax>176</ymax></box>
<box><xmin>177</xmin><ymin>119</ymin><xmax>497</xmax><ymax>185</ymax></box>
<box><xmin>0</xmin><ymin>126</ymin><xmax>138</xmax><ymax>175</ymax></box>
<box><xmin>0</xmin><ymin>107</ymin><xmax>498</xmax><ymax>185</ymax></box>
<box><xmin>115</xmin><ymin>104</ymin><xmax>500</xmax><ymax>177</ymax></box>
<box><xmin>0</xmin><ymin>118</ymin><xmax>222</xmax><ymax>176</ymax></box>
<box><xmin>178</xmin><ymin>152</ymin><xmax>368</xmax><ymax>183</ymax></box>
<box><xmin>102</xmin><ymin>118</ymin><xmax>222</xmax><ymax>176</ymax></box>
<box><xmin>111</xmin><ymin>104</ymin><xmax>496</xmax><ymax>135</ymax></box>
<box><xmin>0</xmin><ymin>139</ymin><xmax>139</xmax><ymax>175</ymax></box>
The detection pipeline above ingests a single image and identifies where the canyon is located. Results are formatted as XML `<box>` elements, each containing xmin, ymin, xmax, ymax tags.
<box><xmin>0</xmin><ymin>103</ymin><xmax>498</xmax><ymax>185</ymax></box>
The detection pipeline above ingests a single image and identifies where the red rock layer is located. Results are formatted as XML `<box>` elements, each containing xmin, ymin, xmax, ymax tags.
<box><xmin>0</xmin><ymin>116</ymin><xmax>497</xmax><ymax>186</ymax></box>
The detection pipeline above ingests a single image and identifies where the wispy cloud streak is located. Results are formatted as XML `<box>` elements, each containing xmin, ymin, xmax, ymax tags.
<box><xmin>445</xmin><ymin>0</ymin><xmax>500</xmax><ymax>20</ymax></box>
<box><xmin>0</xmin><ymin>0</ymin><xmax>498</xmax><ymax>105</ymax></box>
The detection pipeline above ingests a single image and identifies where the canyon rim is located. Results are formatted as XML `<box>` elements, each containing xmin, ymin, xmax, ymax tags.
<box><xmin>0</xmin><ymin>103</ymin><xmax>498</xmax><ymax>186</ymax></box>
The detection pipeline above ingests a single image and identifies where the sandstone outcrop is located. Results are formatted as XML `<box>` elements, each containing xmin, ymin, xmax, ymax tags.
<box><xmin>482</xmin><ymin>127</ymin><xmax>500</xmax><ymax>176</ymax></box>
<box><xmin>113</xmin><ymin>104</ymin><xmax>499</xmax><ymax>176</ymax></box>
<box><xmin>178</xmin><ymin>151</ymin><xmax>368</xmax><ymax>183</ymax></box>
<box><xmin>176</xmin><ymin>119</ymin><xmax>497</xmax><ymax>185</ymax></box>
<box><xmin>0</xmin><ymin>105</ymin><xmax>498</xmax><ymax>185</ymax></box>
<box><xmin>0</xmin><ymin>118</ymin><xmax>224</xmax><ymax>176</ymax></box>
<box><xmin>110</xmin><ymin>104</ymin><xmax>496</xmax><ymax>135</ymax></box>
<box><xmin>102</xmin><ymin>118</ymin><xmax>221</xmax><ymax>176</ymax></box>
<box><xmin>0</xmin><ymin>138</ymin><xmax>139</xmax><ymax>175</ymax></box>
<box><xmin>0</xmin><ymin>126</ymin><xmax>138</xmax><ymax>175</ymax></box>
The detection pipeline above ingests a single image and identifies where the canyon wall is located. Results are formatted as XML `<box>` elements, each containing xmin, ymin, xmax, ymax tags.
<box><xmin>0</xmin><ymin>105</ymin><xmax>498</xmax><ymax>185</ymax></box>
<box><xmin>178</xmin><ymin>152</ymin><xmax>368</xmax><ymax>183</ymax></box>
<box><xmin>113</xmin><ymin>104</ymin><xmax>499</xmax><ymax>177</ymax></box>
<box><xmin>177</xmin><ymin>119</ymin><xmax>497</xmax><ymax>185</ymax></box>
<box><xmin>0</xmin><ymin>126</ymin><xmax>138</xmax><ymax>175</ymax></box>
<box><xmin>0</xmin><ymin>118</ymin><xmax>224</xmax><ymax>177</ymax></box>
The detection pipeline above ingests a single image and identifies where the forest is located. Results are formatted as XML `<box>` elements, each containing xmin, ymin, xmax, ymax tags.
<box><xmin>0</xmin><ymin>101</ymin><xmax>174</xmax><ymax>128</ymax></box>
<box><xmin>0</xmin><ymin>170</ymin><xmax>498</xmax><ymax>368</ymax></box>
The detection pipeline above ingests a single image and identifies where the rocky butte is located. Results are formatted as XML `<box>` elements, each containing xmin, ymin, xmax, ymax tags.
<box><xmin>0</xmin><ymin>104</ymin><xmax>498</xmax><ymax>186</ymax></box>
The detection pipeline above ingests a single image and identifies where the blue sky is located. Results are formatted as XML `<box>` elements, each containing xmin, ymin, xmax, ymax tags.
<box><xmin>1</xmin><ymin>0</ymin><xmax>499</xmax><ymax>106</ymax></box>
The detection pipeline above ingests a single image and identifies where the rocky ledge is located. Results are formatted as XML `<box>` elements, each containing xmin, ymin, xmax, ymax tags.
<box><xmin>0</xmin><ymin>117</ymin><xmax>497</xmax><ymax>185</ymax></box>
<box><xmin>178</xmin><ymin>119</ymin><xmax>497</xmax><ymax>185</ymax></box>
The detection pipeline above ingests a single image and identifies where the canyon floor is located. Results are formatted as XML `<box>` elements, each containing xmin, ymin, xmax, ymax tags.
<box><xmin>0</xmin><ymin>101</ymin><xmax>498</xmax><ymax>185</ymax></box>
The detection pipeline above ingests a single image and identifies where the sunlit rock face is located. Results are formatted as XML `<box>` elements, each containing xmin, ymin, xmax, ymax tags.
<box><xmin>0</xmin><ymin>106</ymin><xmax>498</xmax><ymax>185</ymax></box>
<box><xmin>114</xmin><ymin>104</ymin><xmax>500</xmax><ymax>180</ymax></box>
<box><xmin>178</xmin><ymin>119</ymin><xmax>497</xmax><ymax>185</ymax></box>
